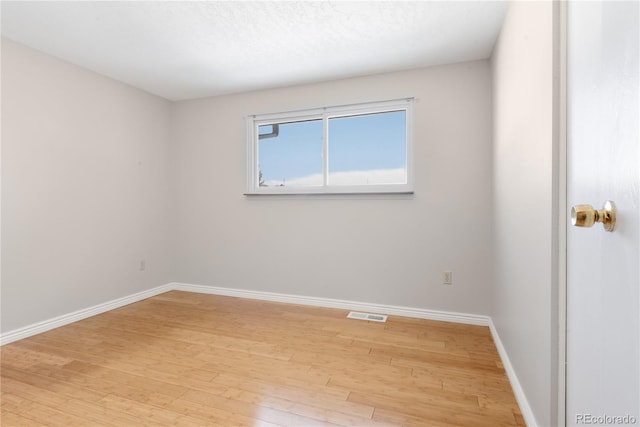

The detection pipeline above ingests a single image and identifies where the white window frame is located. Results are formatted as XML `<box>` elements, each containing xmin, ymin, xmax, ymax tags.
<box><xmin>245</xmin><ymin>98</ymin><xmax>414</xmax><ymax>195</ymax></box>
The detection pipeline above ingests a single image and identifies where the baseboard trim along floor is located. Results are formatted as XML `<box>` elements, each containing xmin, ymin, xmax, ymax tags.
<box><xmin>0</xmin><ymin>281</ymin><xmax>537</xmax><ymax>426</ymax></box>
<box><xmin>488</xmin><ymin>318</ymin><xmax>538</xmax><ymax>427</ymax></box>
<box><xmin>171</xmin><ymin>282</ymin><xmax>491</xmax><ymax>326</ymax></box>
<box><xmin>0</xmin><ymin>284</ymin><xmax>173</xmax><ymax>346</ymax></box>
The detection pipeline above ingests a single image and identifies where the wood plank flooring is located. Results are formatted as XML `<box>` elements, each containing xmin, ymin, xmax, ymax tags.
<box><xmin>1</xmin><ymin>291</ymin><xmax>524</xmax><ymax>426</ymax></box>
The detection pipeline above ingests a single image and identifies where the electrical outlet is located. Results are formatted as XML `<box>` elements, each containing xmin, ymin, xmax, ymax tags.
<box><xmin>443</xmin><ymin>271</ymin><xmax>452</xmax><ymax>285</ymax></box>
<box><xmin>140</xmin><ymin>259</ymin><xmax>146</xmax><ymax>271</ymax></box>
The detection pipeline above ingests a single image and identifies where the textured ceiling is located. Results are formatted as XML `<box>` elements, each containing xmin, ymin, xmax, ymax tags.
<box><xmin>1</xmin><ymin>1</ymin><xmax>508</xmax><ymax>101</ymax></box>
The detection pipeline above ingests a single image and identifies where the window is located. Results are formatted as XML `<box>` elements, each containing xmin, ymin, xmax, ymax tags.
<box><xmin>246</xmin><ymin>98</ymin><xmax>414</xmax><ymax>195</ymax></box>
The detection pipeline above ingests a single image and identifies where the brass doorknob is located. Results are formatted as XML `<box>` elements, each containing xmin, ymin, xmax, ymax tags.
<box><xmin>571</xmin><ymin>200</ymin><xmax>616</xmax><ymax>232</ymax></box>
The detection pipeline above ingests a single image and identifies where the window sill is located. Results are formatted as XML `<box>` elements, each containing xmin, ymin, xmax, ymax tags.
<box><xmin>244</xmin><ymin>190</ymin><xmax>414</xmax><ymax>197</ymax></box>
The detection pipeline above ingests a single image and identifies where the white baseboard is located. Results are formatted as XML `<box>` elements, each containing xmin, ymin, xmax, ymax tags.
<box><xmin>0</xmin><ymin>281</ymin><xmax>535</xmax><ymax>427</ymax></box>
<box><xmin>170</xmin><ymin>282</ymin><xmax>491</xmax><ymax>326</ymax></box>
<box><xmin>0</xmin><ymin>282</ymin><xmax>489</xmax><ymax>345</ymax></box>
<box><xmin>489</xmin><ymin>318</ymin><xmax>538</xmax><ymax>427</ymax></box>
<box><xmin>0</xmin><ymin>284</ymin><xmax>173</xmax><ymax>345</ymax></box>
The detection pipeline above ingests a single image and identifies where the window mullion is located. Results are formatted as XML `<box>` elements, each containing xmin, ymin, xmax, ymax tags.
<box><xmin>322</xmin><ymin>112</ymin><xmax>329</xmax><ymax>187</ymax></box>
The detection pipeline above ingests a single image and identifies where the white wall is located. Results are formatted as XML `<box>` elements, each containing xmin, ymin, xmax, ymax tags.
<box><xmin>170</xmin><ymin>62</ymin><xmax>494</xmax><ymax>315</ymax></box>
<box><xmin>1</xmin><ymin>39</ymin><xmax>172</xmax><ymax>332</ymax></box>
<box><xmin>491</xmin><ymin>2</ymin><xmax>558</xmax><ymax>425</ymax></box>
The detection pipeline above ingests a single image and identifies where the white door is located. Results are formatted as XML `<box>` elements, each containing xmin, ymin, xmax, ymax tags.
<box><xmin>566</xmin><ymin>1</ymin><xmax>639</xmax><ymax>426</ymax></box>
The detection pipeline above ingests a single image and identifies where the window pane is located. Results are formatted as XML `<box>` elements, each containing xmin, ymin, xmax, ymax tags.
<box><xmin>258</xmin><ymin>119</ymin><xmax>323</xmax><ymax>187</ymax></box>
<box><xmin>328</xmin><ymin>111</ymin><xmax>406</xmax><ymax>186</ymax></box>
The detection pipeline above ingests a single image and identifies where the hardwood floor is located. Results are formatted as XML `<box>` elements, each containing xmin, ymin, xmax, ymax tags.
<box><xmin>1</xmin><ymin>291</ymin><xmax>523</xmax><ymax>426</ymax></box>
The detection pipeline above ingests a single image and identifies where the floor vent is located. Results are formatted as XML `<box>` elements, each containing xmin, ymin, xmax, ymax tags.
<box><xmin>347</xmin><ymin>311</ymin><xmax>388</xmax><ymax>322</ymax></box>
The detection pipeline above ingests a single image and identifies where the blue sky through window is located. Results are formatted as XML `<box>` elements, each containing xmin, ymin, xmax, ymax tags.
<box><xmin>259</xmin><ymin>119</ymin><xmax>323</xmax><ymax>186</ymax></box>
<box><xmin>328</xmin><ymin>111</ymin><xmax>405</xmax><ymax>174</ymax></box>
